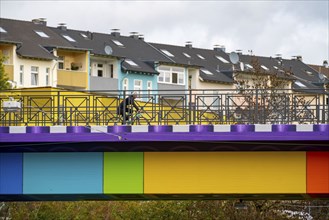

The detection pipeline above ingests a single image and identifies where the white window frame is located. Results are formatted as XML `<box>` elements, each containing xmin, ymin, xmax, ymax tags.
<box><xmin>96</xmin><ymin>63</ymin><xmax>104</xmax><ymax>77</ymax></box>
<box><xmin>31</xmin><ymin>66</ymin><xmax>39</xmax><ymax>86</ymax></box>
<box><xmin>134</xmin><ymin>79</ymin><xmax>142</xmax><ymax>91</ymax></box>
<box><xmin>58</xmin><ymin>56</ymin><xmax>64</xmax><ymax>70</ymax></box>
<box><xmin>35</xmin><ymin>30</ymin><xmax>49</xmax><ymax>38</ymax></box>
<box><xmin>216</xmin><ymin>56</ymin><xmax>229</xmax><ymax>63</ymax></box>
<box><xmin>161</xmin><ymin>49</ymin><xmax>174</xmax><ymax>57</ymax></box>
<box><xmin>125</xmin><ymin>59</ymin><xmax>139</xmax><ymax>67</ymax></box>
<box><xmin>62</xmin><ymin>34</ymin><xmax>76</xmax><ymax>42</ymax></box>
<box><xmin>112</xmin><ymin>40</ymin><xmax>124</xmax><ymax>47</ymax></box>
<box><xmin>123</xmin><ymin>78</ymin><xmax>129</xmax><ymax>91</ymax></box>
<box><xmin>19</xmin><ymin>65</ymin><xmax>24</xmax><ymax>85</ymax></box>
<box><xmin>157</xmin><ymin>66</ymin><xmax>185</xmax><ymax>85</ymax></box>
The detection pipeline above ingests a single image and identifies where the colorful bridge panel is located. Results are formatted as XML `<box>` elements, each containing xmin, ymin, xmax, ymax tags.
<box><xmin>307</xmin><ymin>152</ymin><xmax>329</xmax><ymax>196</ymax></box>
<box><xmin>23</xmin><ymin>153</ymin><xmax>103</xmax><ymax>194</ymax></box>
<box><xmin>0</xmin><ymin>153</ymin><xmax>23</xmax><ymax>194</ymax></box>
<box><xmin>144</xmin><ymin>152</ymin><xmax>306</xmax><ymax>194</ymax></box>
<box><xmin>104</xmin><ymin>152</ymin><xmax>143</xmax><ymax>194</ymax></box>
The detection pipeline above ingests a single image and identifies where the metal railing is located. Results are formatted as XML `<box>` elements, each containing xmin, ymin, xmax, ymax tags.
<box><xmin>0</xmin><ymin>89</ymin><xmax>328</xmax><ymax>126</ymax></box>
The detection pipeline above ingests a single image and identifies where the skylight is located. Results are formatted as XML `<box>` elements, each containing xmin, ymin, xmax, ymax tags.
<box><xmin>245</xmin><ymin>64</ymin><xmax>253</xmax><ymax>69</ymax></box>
<box><xmin>216</xmin><ymin>56</ymin><xmax>229</xmax><ymax>63</ymax></box>
<box><xmin>201</xmin><ymin>69</ymin><xmax>213</xmax><ymax>75</ymax></box>
<box><xmin>295</xmin><ymin>81</ymin><xmax>306</xmax><ymax>88</ymax></box>
<box><xmin>305</xmin><ymin>71</ymin><xmax>313</xmax><ymax>76</ymax></box>
<box><xmin>261</xmin><ymin>65</ymin><xmax>269</xmax><ymax>71</ymax></box>
<box><xmin>80</xmin><ymin>33</ymin><xmax>88</xmax><ymax>38</ymax></box>
<box><xmin>273</xmin><ymin>66</ymin><xmax>278</xmax><ymax>70</ymax></box>
<box><xmin>112</xmin><ymin>39</ymin><xmax>124</xmax><ymax>47</ymax></box>
<box><xmin>62</xmin><ymin>34</ymin><xmax>76</xmax><ymax>42</ymax></box>
<box><xmin>125</xmin><ymin>59</ymin><xmax>139</xmax><ymax>67</ymax></box>
<box><xmin>161</xmin><ymin>49</ymin><xmax>174</xmax><ymax>57</ymax></box>
<box><xmin>35</xmin><ymin>30</ymin><xmax>49</xmax><ymax>38</ymax></box>
<box><xmin>0</xmin><ymin>27</ymin><xmax>7</xmax><ymax>33</ymax></box>
<box><xmin>183</xmin><ymin>53</ymin><xmax>191</xmax><ymax>58</ymax></box>
<box><xmin>197</xmin><ymin>54</ymin><xmax>205</xmax><ymax>60</ymax></box>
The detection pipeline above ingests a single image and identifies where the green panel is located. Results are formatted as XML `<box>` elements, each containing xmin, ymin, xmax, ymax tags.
<box><xmin>104</xmin><ymin>152</ymin><xmax>143</xmax><ymax>194</ymax></box>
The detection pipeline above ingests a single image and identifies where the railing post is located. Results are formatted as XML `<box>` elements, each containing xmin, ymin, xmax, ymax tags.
<box><xmin>189</xmin><ymin>89</ymin><xmax>192</xmax><ymax>125</ymax></box>
<box><xmin>255</xmin><ymin>89</ymin><xmax>259</xmax><ymax>124</ymax></box>
<box><xmin>122</xmin><ymin>90</ymin><xmax>126</xmax><ymax>125</ymax></box>
<box><xmin>57</xmin><ymin>91</ymin><xmax>60</xmax><ymax>125</ymax></box>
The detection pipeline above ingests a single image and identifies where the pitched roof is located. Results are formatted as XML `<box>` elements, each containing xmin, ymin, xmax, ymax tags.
<box><xmin>0</xmin><ymin>18</ymin><xmax>75</xmax><ymax>60</ymax></box>
<box><xmin>150</xmin><ymin>42</ymin><xmax>234</xmax><ymax>83</ymax></box>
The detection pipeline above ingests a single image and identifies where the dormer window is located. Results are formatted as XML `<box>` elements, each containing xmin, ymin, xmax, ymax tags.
<box><xmin>161</xmin><ymin>49</ymin><xmax>174</xmax><ymax>57</ymax></box>
<box><xmin>35</xmin><ymin>30</ymin><xmax>49</xmax><ymax>38</ymax></box>
<box><xmin>0</xmin><ymin>27</ymin><xmax>7</xmax><ymax>33</ymax></box>
<box><xmin>216</xmin><ymin>56</ymin><xmax>229</xmax><ymax>63</ymax></box>
<box><xmin>112</xmin><ymin>39</ymin><xmax>124</xmax><ymax>47</ymax></box>
<box><xmin>62</xmin><ymin>34</ymin><xmax>76</xmax><ymax>42</ymax></box>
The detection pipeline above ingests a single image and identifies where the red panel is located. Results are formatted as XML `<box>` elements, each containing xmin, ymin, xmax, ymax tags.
<box><xmin>307</xmin><ymin>152</ymin><xmax>329</xmax><ymax>197</ymax></box>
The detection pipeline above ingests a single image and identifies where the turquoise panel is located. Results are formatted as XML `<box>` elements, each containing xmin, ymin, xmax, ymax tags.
<box><xmin>23</xmin><ymin>152</ymin><xmax>103</xmax><ymax>194</ymax></box>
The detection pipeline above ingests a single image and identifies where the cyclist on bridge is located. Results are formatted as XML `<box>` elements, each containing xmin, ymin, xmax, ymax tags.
<box><xmin>117</xmin><ymin>92</ymin><xmax>140</xmax><ymax>123</ymax></box>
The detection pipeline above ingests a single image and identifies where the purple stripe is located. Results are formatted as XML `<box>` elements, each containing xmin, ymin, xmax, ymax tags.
<box><xmin>67</xmin><ymin>126</ymin><xmax>91</xmax><ymax>133</ymax></box>
<box><xmin>313</xmin><ymin>124</ymin><xmax>329</xmax><ymax>132</ymax></box>
<box><xmin>0</xmin><ymin>127</ymin><xmax>9</xmax><ymax>133</ymax></box>
<box><xmin>26</xmin><ymin>126</ymin><xmax>50</xmax><ymax>133</ymax></box>
<box><xmin>231</xmin><ymin>125</ymin><xmax>255</xmax><ymax>132</ymax></box>
<box><xmin>108</xmin><ymin>125</ymin><xmax>131</xmax><ymax>133</ymax></box>
<box><xmin>149</xmin><ymin>125</ymin><xmax>173</xmax><ymax>132</ymax></box>
<box><xmin>189</xmin><ymin>125</ymin><xmax>214</xmax><ymax>132</ymax></box>
<box><xmin>272</xmin><ymin>124</ymin><xmax>296</xmax><ymax>132</ymax></box>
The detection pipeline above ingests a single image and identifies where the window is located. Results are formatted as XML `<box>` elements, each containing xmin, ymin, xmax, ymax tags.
<box><xmin>58</xmin><ymin>56</ymin><xmax>64</xmax><ymax>69</ymax></box>
<box><xmin>123</xmin><ymin>78</ymin><xmax>128</xmax><ymax>90</ymax></box>
<box><xmin>134</xmin><ymin>80</ymin><xmax>142</xmax><ymax>95</ymax></box>
<box><xmin>0</xmin><ymin>27</ymin><xmax>7</xmax><ymax>33</ymax></box>
<box><xmin>2</xmin><ymin>50</ymin><xmax>9</xmax><ymax>64</ymax></box>
<box><xmin>35</xmin><ymin>30</ymin><xmax>49</xmax><ymax>38</ymax></box>
<box><xmin>110</xmin><ymin>64</ymin><xmax>114</xmax><ymax>78</ymax></box>
<box><xmin>273</xmin><ymin>66</ymin><xmax>278</xmax><ymax>70</ymax></box>
<box><xmin>216</xmin><ymin>56</ymin><xmax>229</xmax><ymax>63</ymax></box>
<box><xmin>112</xmin><ymin>40</ymin><xmax>124</xmax><ymax>47</ymax></box>
<box><xmin>19</xmin><ymin>65</ymin><xmax>24</xmax><ymax>85</ymax></box>
<box><xmin>197</xmin><ymin>54</ymin><xmax>205</xmax><ymax>60</ymax></box>
<box><xmin>147</xmin><ymin>81</ymin><xmax>152</xmax><ymax>98</ymax></box>
<box><xmin>158</xmin><ymin>66</ymin><xmax>184</xmax><ymax>85</ymax></box>
<box><xmin>245</xmin><ymin>63</ymin><xmax>253</xmax><ymax>69</ymax></box>
<box><xmin>201</xmin><ymin>69</ymin><xmax>213</xmax><ymax>75</ymax></box>
<box><xmin>161</xmin><ymin>49</ymin><xmax>174</xmax><ymax>57</ymax></box>
<box><xmin>261</xmin><ymin>65</ymin><xmax>269</xmax><ymax>71</ymax></box>
<box><xmin>46</xmin><ymin>68</ymin><xmax>50</xmax><ymax>85</ymax></box>
<box><xmin>31</xmin><ymin>66</ymin><xmax>39</xmax><ymax>86</ymax></box>
<box><xmin>125</xmin><ymin>59</ymin><xmax>139</xmax><ymax>67</ymax></box>
<box><xmin>80</xmin><ymin>33</ymin><xmax>88</xmax><ymax>38</ymax></box>
<box><xmin>62</xmin><ymin>34</ymin><xmax>76</xmax><ymax>42</ymax></box>
<box><xmin>295</xmin><ymin>81</ymin><xmax>306</xmax><ymax>88</ymax></box>
<box><xmin>183</xmin><ymin>53</ymin><xmax>191</xmax><ymax>58</ymax></box>
<box><xmin>97</xmin><ymin>63</ymin><xmax>103</xmax><ymax>77</ymax></box>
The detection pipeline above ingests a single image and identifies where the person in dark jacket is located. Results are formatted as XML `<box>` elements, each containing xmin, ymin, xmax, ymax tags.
<box><xmin>117</xmin><ymin>92</ymin><xmax>139</xmax><ymax>123</ymax></box>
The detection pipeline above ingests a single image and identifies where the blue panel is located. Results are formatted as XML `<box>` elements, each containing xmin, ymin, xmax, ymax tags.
<box><xmin>23</xmin><ymin>152</ymin><xmax>103</xmax><ymax>194</ymax></box>
<box><xmin>0</xmin><ymin>153</ymin><xmax>23</xmax><ymax>194</ymax></box>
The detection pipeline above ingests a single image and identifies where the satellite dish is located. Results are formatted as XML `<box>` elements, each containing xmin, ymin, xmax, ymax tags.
<box><xmin>240</xmin><ymin>62</ymin><xmax>244</xmax><ymax>71</ymax></box>
<box><xmin>104</xmin><ymin>45</ymin><xmax>113</xmax><ymax>55</ymax></box>
<box><xmin>229</xmin><ymin>52</ymin><xmax>239</xmax><ymax>64</ymax></box>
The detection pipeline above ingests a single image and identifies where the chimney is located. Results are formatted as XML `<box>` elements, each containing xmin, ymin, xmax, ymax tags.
<box><xmin>129</xmin><ymin>32</ymin><xmax>139</xmax><ymax>39</ymax></box>
<box><xmin>214</xmin><ymin>44</ymin><xmax>225</xmax><ymax>52</ymax></box>
<box><xmin>275</xmin><ymin>54</ymin><xmax>282</xmax><ymax>60</ymax></box>
<box><xmin>32</xmin><ymin>18</ymin><xmax>47</xmax><ymax>26</ymax></box>
<box><xmin>236</xmin><ymin>49</ymin><xmax>242</xmax><ymax>55</ymax></box>
<box><xmin>138</xmin><ymin>34</ymin><xmax>144</xmax><ymax>41</ymax></box>
<box><xmin>185</xmin><ymin>41</ymin><xmax>192</xmax><ymax>48</ymax></box>
<box><xmin>323</xmin><ymin>60</ymin><xmax>328</xmax><ymax>68</ymax></box>
<box><xmin>296</xmin><ymin>55</ymin><xmax>302</xmax><ymax>61</ymax></box>
<box><xmin>87</xmin><ymin>31</ymin><xmax>93</xmax><ymax>40</ymax></box>
<box><xmin>111</xmin><ymin>29</ymin><xmax>120</xmax><ymax>37</ymax></box>
<box><xmin>57</xmin><ymin>23</ymin><xmax>67</xmax><ymax>31</ymax></box>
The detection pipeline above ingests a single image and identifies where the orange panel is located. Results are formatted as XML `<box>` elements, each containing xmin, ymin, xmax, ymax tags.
<box><xmin>307</xmin><ymin>152</ymin><xmax>329</xmax><ymax>195</ymax></box>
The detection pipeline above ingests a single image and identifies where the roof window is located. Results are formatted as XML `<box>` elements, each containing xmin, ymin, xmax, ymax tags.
<box><xmin>0</xmin><ymin>27</ymin><xmax>7</xmax><ymax>33</ymax></box>
<box><xmin>216</xmin><ymin>56</ymin><xmax>229</xmax><ymax>63</ymax></box>
<box><xmin>245</xmin><ymin>64</ymin><xmax>253</xmax><ymax>69</ymax></box>
<box><xmin>35</xmin><ymin>30</ymin><xmax>49</xmax><ymax>38</ymax></box>
<box><xmin>161</xmin><ymin>49</ymin><xmax>174</xmax><ymax>57</ymax></box>
<box><xmin>295</xmin><ymin>81</ymin><xmax>306</xmax><ymax>88</ymax></box>
<box><xmin>125</xmin><ymin>59</ymin><xmax>139</xmax><ymax>67</ymax></box>
<box><xmin>305</xmin><ymin>70</ymin><xmax>313</xmax><ymax>76</ymax></box>
<box><xmin>261</xmin><ymin>65</ymin><xmax>269</xmax><ymax>71</ymax></box>
<box><xmin>183</xmin><ymin>53</ymin><xmax>191</xmax><ymax>58</ymax></box>
<box><xmin>201</xmin><ymin>69</ymin><xmax>213</xmax><ymax>75</ymax></box>
<box><xmin>62</xmin><ymin>34</ymin><xmax>76</xmax><ymax>42</ymax></box>
<box><xmin>80</xmin><ymin>33</ymin><xmax>88</xmax><ymax>38</ymax></box>
<box><xmin>112</xmin><ymin>39</ymin><xmax>124</xmax><ymax>47</ymax></box>
<box><xmin>197</xmin><ymin>54</ymin><xmax>205</xmax><ymax>60</ymax></box>
<box><xmin>273</xmin><ymin>66</ymin><xmax>278</xmax><ymax>70</ymax></box>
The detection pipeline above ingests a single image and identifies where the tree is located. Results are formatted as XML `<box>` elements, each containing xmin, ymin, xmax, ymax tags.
<box><xmin>0</xmin><ymin>54</ymin><xmax>11</xmax><ymax>90</ymax></box>
<box><xmin>233</xmin><ymin>57</ymin><xmax>294</xmax><ymax>124</ymax></box>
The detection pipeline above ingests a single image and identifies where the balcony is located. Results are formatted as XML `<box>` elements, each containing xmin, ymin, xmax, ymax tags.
<box><xmin>57</xmin><ymin>69</ymin><xmax>88</xmax><ymax>89</ymax></box>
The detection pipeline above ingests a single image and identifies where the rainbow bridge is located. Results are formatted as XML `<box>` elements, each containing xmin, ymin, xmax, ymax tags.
<box><xmin>0</xmin><ymin>124</ymin><xmax>328</xmax><ymax>201</ymax></box>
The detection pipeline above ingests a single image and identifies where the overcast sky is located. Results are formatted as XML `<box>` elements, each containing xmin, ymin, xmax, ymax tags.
<box><xmin>1</xmin><ymin>0</ymin><xmax>328</xmax><ymax>65</ymax></box>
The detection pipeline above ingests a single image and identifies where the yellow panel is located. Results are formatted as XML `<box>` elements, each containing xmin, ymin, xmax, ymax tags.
<box><xmin>57</xmin><ymin>70</ymin><xmax>87</xmax><ymax>88</ymax></box>
<box><xmin>144</xmin><ymin>152</ymin><xmax>306</xmax><ymax>194</ymax></box>
<box><xmin>4</xmin><ymin>65</ymin><xmax>14</xmax><ymax>81</ymax></box>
